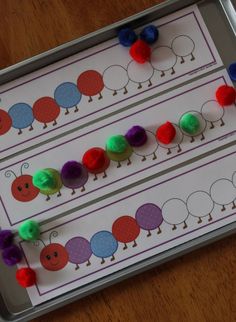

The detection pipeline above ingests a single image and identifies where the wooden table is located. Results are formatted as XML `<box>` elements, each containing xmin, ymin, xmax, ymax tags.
<box><xmin>0</xmin><ymin>1</ymin><xmax>235</xmax><ymax>321</ymax></box>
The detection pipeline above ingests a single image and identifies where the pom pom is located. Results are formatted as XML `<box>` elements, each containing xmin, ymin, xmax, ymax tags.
<box><xmin>61</xmin><ymin>161</ymin><xmax>82</xmax><ymax>180</ymax></box>
<box><xmin>106</xmin><ymin>135</ymin><xmax>128</xmax><ymax>154</ymax></box>
<box><xmin>61</xmin><ymin>161</ymin><xmax>88</xmax><ymax>190</ymax></box>
<box><xmin>156</xmin><ymin>122</ymin><xmax>176</xmax><ymax>144</ymax></box>
<box><xmin>129</xmin><ymin>40</ymin><xmax>151</xmax><ymax>64</ymax></box>
<box><xmin>215</xmin><ymin>85</ymin><xmax>236</xmax><ymax>106</ymax></box>
<box><xmin>140</xmin><ymin>25</ymin><xmax>159</xmax><ymax>44</ymax></box>
<box><xmin>179</xmin><ymin>113</ymin><xmax>200</xmax><ymax>135</ymax></box>
<box><xmin>82</xmin><ymin>148</ymin><xmax>109</xmax><ymax>172</ymax></box>
<box><xmin>16</xmin><ymin>267</ymin><xmax>36</xmax><ymax>288</ymax></box>
<box><xmin>33</xmin><ymin>169</ymin><xmax>57</xmax><ymax>190</ymax></box>
<box><xmin>228</xmin><ymin>62</ymin><xmax>236</xmax><ymax>81</ymax></box>
<box><xmin>0</xmin><ymin>230</ymin><xmax>14</xmax><ymax>250</ymax></box>
<box><xmin>33</xmin><ymin>168</ymin><xmax>62</xmax><ymax>195</ymax></box>
<box><xmin>125</xmin><ymin>125</ymin><xmax>147</xmax><ymax>147</ymax></box>
<box><xmin>2</xmin><ymin>245</ymin><xmax>22</xmax><ymax>266</ymax></box>
<box><xmin>18</xmin><ymin>220</ymin><xmax>40</xmax><ymax>241</ymax></box>
<box><xmin>118</xmin><ymin>28</ymin><xmax>137</xmax><ymax>47</ymax></box>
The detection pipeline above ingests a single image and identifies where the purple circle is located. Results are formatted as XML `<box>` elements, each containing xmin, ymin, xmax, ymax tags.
<box><xmin>65</xmin><ymin>237</ymin><xmax>92</xmax><ymax>264</ymax></box>
<box><xmin>135</xmin><ymin>203</ymin><xmax>163</xmax><ymax>230</ymax></box>
<box><xmin>125</xmin><ymin>125</ymin><xmax>147</xmax><ymax>147</ymax></box>
<box><xmin>61</xmin><ymin>162</ymin><xmax>88</xmax><ymax>189</ymax></box>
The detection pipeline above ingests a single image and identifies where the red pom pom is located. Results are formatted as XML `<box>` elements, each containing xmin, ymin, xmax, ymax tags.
<box><xmin>82</xmin><ymin>147</ymin><xmax>110</xmax><ymax>174</ymax></box>
<box><xmin>156</xmin><ymin>122</ymin><xmax>176</xmax><ymax>144</ymax></box>
<box><xmin>16</xmin><ymin>267</ymin><xmax>36</xmax><ymax>288</ymax></box>
<box><xmin>129</xmin><ymin>40</ymin><xmax>151</xmax><ymax>64</ymax></box>
<box><xmin>215</xmin><ymin>85</ymin><xmax>236</xmax><ymax>106</ymax></box>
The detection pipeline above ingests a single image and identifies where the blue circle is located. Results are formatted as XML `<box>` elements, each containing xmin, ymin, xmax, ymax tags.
<box><xmin>8</xmin><ymin>103</ymin><xmax>34</xmax><ymax>129</ymax></box>
<box><xmin>228</xmin><ymin>62</ymin><xmax>236</xmax><ymax>81</ymax></box>
<box><xmin>90</xmin><ymin>231</ymin><xmax>118</xmax><ymax>258</ymax></box>
<box><xmin>54</xmin><ymin>82</ymin><xmax>82</xmax><ymax>109</ymax></box>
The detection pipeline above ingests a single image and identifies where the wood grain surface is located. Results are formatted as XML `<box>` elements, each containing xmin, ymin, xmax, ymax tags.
<box><xmin>0</xmin><ymin>1</ymin><xmax>235</xmax><ymax>321</ymax></box>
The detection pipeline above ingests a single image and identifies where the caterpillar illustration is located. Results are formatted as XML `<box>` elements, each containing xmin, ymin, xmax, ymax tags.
<box><xmin>0</xmin><ymin>34</ymin><xmax>202</xmax><ymax>137</ymax></box>
<box><xmin>4</xmin><ymin>110</ymin><xmax>232</xmax><ymax>203</ymax></box>
<box><xmin>33</xmin><ymin>169</ymin><xmax>235</xmax><ymax>272</ymax></box>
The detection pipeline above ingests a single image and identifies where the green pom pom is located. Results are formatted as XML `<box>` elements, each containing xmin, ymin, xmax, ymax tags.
<box><xmin>106</xmin><ymin>135</ymin><xmax>128</xmax><ymax>153</ymax></box>
<box><xmin>33</xmin><ymin>169</ymin><xmax>56</xmax><ymax>190</ymax></box>
<box><xmin>179</xmin><ymin>113</ymin><xmax>200</xmax><ymax>135</ymax></box>
<box><xmin>18</xmin><ymin>220</ymin><xmax>40</xmax><ymax>241</ymax></box>
<box><xmin>33</xmin><ymin>168</ymin><xmax>62</xmax><ymax>195</ymax></box>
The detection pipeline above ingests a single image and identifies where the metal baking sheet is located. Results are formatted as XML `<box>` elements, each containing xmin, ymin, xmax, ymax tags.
<box><xmin>0</xmin><ymin>0</ymin><xmax>235</xmax><ymax>320</ymax></box>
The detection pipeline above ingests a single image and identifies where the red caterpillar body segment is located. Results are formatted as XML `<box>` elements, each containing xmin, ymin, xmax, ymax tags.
<box><xmin>0</xmin><ymin>109</ymin><xmax>12</xmax><ymax>135</ymax></box>
<box><xmin>33</xmin><ymin>97</ymin><xmax>60</xmax><ymax>129</ymax></box>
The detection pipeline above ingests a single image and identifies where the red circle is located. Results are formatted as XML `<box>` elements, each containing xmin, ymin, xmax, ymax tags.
<box><xmin>112</xmin><ymin>216</ymin><xmax>140</xmax><ymax>243</ymax></box>
<box><xmin>156</xmin><ymin>121</ymin><xmax>176</xmax><ymax>145</ymax></box>
<box><xmin>82</xmin><ymin>147</ymin><xmax>110</xmax><ymax>174</ymax></box>
<box><xmin>16</xmin><ymin>267</ymin><xmax>36</xmax><ymax>288</ymax></box>
<box><xmin>77</xmin><ymin>70</ymin><xmax>104</xmax><ymax>96</ymax></box>
<box><xmin>129</xmin><ymin>40</ymin><xmax>151</xmax><ymax>64</ymax></box>
<box><xmin>33</xmin><ymin>97</ymin><xmax>60</xmax><ymax>123</ymax></box>
<box><xmin>0</xmin><ymin>109</ymin><xmax>12</xmax><ymax>135</ymax></box>
<box><xmin>40</xmin><ymin>244</ymin><xmax>69</xmax><ymax>271</ymax></box>
<box><xmin>215</xmin><ymin>85</ymin><xmax>236</xmax><ymax>106</ymax></box>
<box><xmin>11</xmin><ymin>175</ymin><xmax>40</xmax><ymax>202</ymax></box>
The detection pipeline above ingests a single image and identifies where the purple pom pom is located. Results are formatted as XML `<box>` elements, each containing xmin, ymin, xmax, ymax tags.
<box><xmin>2</xmin><ymin>245</ymin><xmax>22</xmax><ymax>266</ymax></box>
<box><xmin>125</xmin><ymin>125</ymin><xmax>148</xmax><ymax>147</ymax></box>
<box><xmin>61</xmin><ymin>161</ymin><xmax>83</xmax><ymax>180</ymax></box>
<box><xmin>0</xmin><ymin>230</ymin><xmax>14</xmax><ymax>250</ymax></box>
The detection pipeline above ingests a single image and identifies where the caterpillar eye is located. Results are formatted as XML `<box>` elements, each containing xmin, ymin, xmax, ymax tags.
<box><xmin>46</xmin><ymin>255</ymin><xmax>51</xmax><ymax>260</ymax></box>
<box><xmin>25</xmin><ymin>183</ymin><xmax>29</xmax><ymax>188</ymax></box>
<box><xmin>54</xmin><ymin>252</ymin><xmax>58</xmax><ymax>258</ymax></box>
<box><xmin>17</xmin><ymin>186</ymin><xmax>22</xmax><ymax>192</ymax></box>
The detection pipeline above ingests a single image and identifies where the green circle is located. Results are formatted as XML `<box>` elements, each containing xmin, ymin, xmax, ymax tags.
<box><xmin>179</xmin><ymin>113</ymin><xmax>200</xmax><ymax>135</ymax></box>
<box><xmin>33</xmin><ymin>168</ymin><xmax>62</xmax><ymax>195</ymax></box>
<box><xmin>106</xmin><ymin>144</ymin><xmax>133</xmax><ymax>162</ymax></box>
<box><xmin>18</xmin><ymin>220</ymin><xmax>40</xmax><ymax>241</ymax></box>
<box><xmin>106</xmin><ymin>135</ymin><xmax>128</xmax><ymax>154</ymax></box>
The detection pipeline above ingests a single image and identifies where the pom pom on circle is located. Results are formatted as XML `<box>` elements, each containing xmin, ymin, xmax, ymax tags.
<box><xmin>118</xmin><ymin>28</ymin><xmax>137</xmax><ymax>47</ymax></box>
<box><xmin>215</xmin><ymin>85</ymin><xmax>236</xmax><ymax>106</ymax></box>
<box><xmin>16</xmin><ymin>267</ymin><xmax>36</xmax><ymax>288</ymax></box>
<box><xmin>106</xmin><ymin>135</ymin><xmax>128</xmax><ymax>154</ymax></box>
<box><xmin>125</xmin><ymin>125</ymin><xmax>147</xmax><ymax>147</ymax></box>
<box><xmin>33</xmin><ymin>168</ymin><xmax>62</xmax><ymax>195</ymax></box>
<box><xmin>228</xmin><ymin>62</ymin><xmax>236</xmax><ymax>81</ymax></box>
<box><xmin>156</xmin><ymin>122</ymin><xmax>176</xmax><ymax>144</ymax></box>
<box><xmin>2</xmin><ymin>245</ymin><xmax>22</xmax><ymax>266</ymax></box>
<box><xmin>61</xmin><ymin>161</ymin><xmax>88</xmax><ymax>189</ymax></box>
<box><xmin>33</xmin><ymin>169</ymin><xmax>56</xmax><ymax>190</ymax></box>
<box><xmin>129</xmin><ymin>40</ymin><xmax>151</xmax><ymax>64</ymax></box>
<box><xmin>18</xmin><ymin>220</ymin><xmax>40</xmax><ymax>241</ymax></box>
<box><xmin>82</xmin><ymin>148</ymin><xmax>109</xmax><ymax>172</ymax></box>
<box><xmin>179</xmin><ymin>113</ymin><xmax>200</xmax><ymax>135</ymax></box>
<box><xmin>0</xmin><ymin>230</ymin><xmax>14</xmax><ymax>250</ymax></box>
<box><xmin>61</xmin><ymin>161</ymin><xmax>82</xmax><ymax>180</ymax></box>
<box><xmin>140</xmin><ymin>25</ymin><xmax>159</xmax><ymax>44</ymax></box>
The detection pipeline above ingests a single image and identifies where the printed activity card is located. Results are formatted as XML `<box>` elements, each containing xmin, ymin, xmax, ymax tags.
<box><xmin>0</xmin><ymin>5</ymin><xmax>222</xmax><ymax>159</ymax></box>
<box><xmin>0</xmin><ymin>70</ymin><xmax>235</xmax><ymax>228</ymax></box>
<box><xmin>19</xmin><ymin>145</ymin><xmax>236</xmax><ymax>305</ymax></box>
